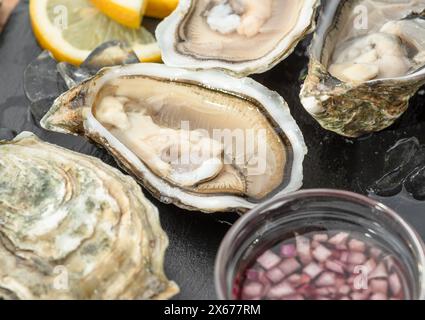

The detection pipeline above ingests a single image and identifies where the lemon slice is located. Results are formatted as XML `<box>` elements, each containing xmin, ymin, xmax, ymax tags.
<box><xmin>90</xmin><ymin>0</ymin><xmax>147</xmax><ymax>29</ymax></box>
<box><xmin>146</xmin><ymin>0</ymin><xmax>179</xmax><ymax>19</ymax></box>
<box><xmin>90</xmin><ymin>0</ymin><xmax>179</xmax><ymax>27</ymax></box>
<box><xmin>30</xmin><ymin>0</ymin><xmax>161</xmax><ymax>65</ymax></box>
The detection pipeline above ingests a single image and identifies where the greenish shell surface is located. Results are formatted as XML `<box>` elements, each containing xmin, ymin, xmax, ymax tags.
<box><xmin>0</xmin><ymin>132</ymin><xmax>179</xmax><ymax>300</ymax></box>
<box><xmin>301</xmin><ymin>59</ymin><xmax>425</xmax><ymax>137</ymax></box>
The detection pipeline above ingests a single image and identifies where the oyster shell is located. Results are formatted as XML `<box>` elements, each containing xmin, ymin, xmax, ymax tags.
<box><xmin>41</xmin><ymin>63</ymin><xmax>307</xmax><ymax>213</ymax></box>
<box><xmin>0</xmin><ymin>132</ymin><xmax>178</xmax><ymax>300</ymax></box>
<box><xmin>156</xmin><ymin>0</ymin><xmax>320</xmax><ymax>77</ymax></box>
<box><xmin>300</xmin><ymin>0</ymin><xmax>425</xmax><ymax>137</ymax></box>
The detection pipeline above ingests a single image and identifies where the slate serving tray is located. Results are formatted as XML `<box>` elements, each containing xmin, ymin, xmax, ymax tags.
<box><xmin>1</xmin><ymin>1</ymin><xmax>425</xmax><ymax>299</ymax></box>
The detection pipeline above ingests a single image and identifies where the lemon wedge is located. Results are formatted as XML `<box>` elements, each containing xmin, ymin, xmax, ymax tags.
<box><xmin>30</xmin><ymin>0</ymin><xmax>161</xmax><ymax>65</ymax></box>
<box><xmin>90</xmin><ymin>0</ymin><xmax>147</xmax><ymax>29</ymax></box>
<box><xmin>91</xmin><ymin>0</ymin><xmax>179</xmax><ymax>26</ymax></box>
<box><xmin>146</xmin><ymin>0</ymin><xmax>178</xmax><ymax>19</ymax></box>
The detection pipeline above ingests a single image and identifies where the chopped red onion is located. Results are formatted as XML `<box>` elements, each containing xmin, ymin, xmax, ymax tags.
<box><xmin>296</xmin><ymin>235</ymin><xmax>312</xmax><ymax>264</ymax></box>
<box><xmin>370</xmin><ymin>248</ymin><xmax>383</xmax><ymax>259</ymax></box>
<box><xmin>335</xmin><ymin>277</ymin><xmax>345</xmax><ymax>288</ymax></box>
<box><xmin>280</xmin><ymin>244</ymin><xmax>296</xmax><ymax>258</ymax></box>
<box><xmin>258</xmin><ymin>271</ymin><xmax>271</xmax><ymax>286</ymax></box>
<box><xmin>325</xmin><ymin>260</ymin><xmax>345</xmax><ymax>274</ymax></box>
<box><xmin>348</xmin><ymin>239</ymin><xmax>366</xmax><ymax>252</ymax></box>
<box><xmin>370</xmin><ymin>293</ymin><xmax>387</xmax><ymax>300</ymax></box>
<box><xmin>389</xmin><ymin>273</ymin><xmax>402</xmax><ymax>296</ymax></box>
<box><xmin>363</xmin><ymin>258</ymin><xmax>377</xmax><ymax>274</ymax></box>
<box><xmin>336</xmin><ymin>244</ymin><xmax>348</xmax><ymax>251</ymax></box>
<box><xmin>267</xmin><ymin>281</ymin><xmax>295</xmax><ymax>299</ymax></box>
<box><xmin>369</xmin><ymin>263</ymin><xmax>388</xmax><ymax>279</ymax></box>
<box><xmin>279</xmin><ymin>258</ymin><xmax>301</xmax><ymax>275</ymax></box>
<box><xmin>316</xmin><ymin>287</ymin><xmax>337</xmax><ymax>296</ymax></box>
<box><xmin>313</xmin><ymin>245</ymin><xmax>332</xmax><ymax>262</ymax></box>
<box><xmin>347</xmin><ymin>275</ymin><xmax>355</xmax><ymax>285</ymax></box>
<box><xmin>316</xmin><ymin>272</ymin><xmax>336</xmax><ymax>287</ymax></box>
<box><xmin>351</xmin><ymin>290</ymin><xmax>370</xmax><ymax>300</ymax></box>
<box><xmin>329</xmin><ymin>232</ymin><xmax>349</xmax><ymax>246</ymax></box>
<box><xmin>287</xmin><ymin>274</ymin><xmax>301</xmax><ymax>284</ymax></box>
<box><xmin>266</xmin><ymin>267</ymin><xmax>286</xmax><ymax>283</ymax></box>
<box><xmin>257</xmin><ymin>250</ymin><xmax>281</xmax><ymax>270</ymax></box>
<box><xmin>339</xmin><ymin>285</ymin><xmax>351</xmax><ymax>295</ymax></box>
<box><xmin>313</xmin><ymin>234</ymin><xmax>329</xmax><ymax>242</ymax></box>
<box><xmin>299</xmin><ymin>274</ymin><xmax>311</xmax><ymax>286</ymax></box>
<box><xmin>245</xmin><ymin>269</ymin><xmax>259</xmax><ymax>281</ymax></box>
<box><xmin>347</xmin><ymin>252</ymin><xmax>367</xmax><ymax>265</ymax></box>
<box><xmin>236</xmin><ymin>231</ymin><xmax>407</xmax><ymax>300</ymax></box>
<box><xmin>281</xmin><ymin>294</ymin><xmax>305</xmax><ymax>300</ymax></box>
<box><xmin>370</xmin><ymin>279</ymin><xmax>388</xmax><ymax>294</ymax></box>
<box><xmin>340</xmin><ymin>251</ymin><xmax>349</xmax><ymax>263</ymax></box>
<box><xmin>345</xmin><ymin>264</ymin><xmax>357</xmax><ymax>274</ymax></box>
<box><xmin>311</xmin><ymin>241</ymin><xmax>320</xmax><ymax>249</ymax></box>
<box><xmin>242</xmin><ymin>282</ymin><xmax>263</xmax><ymax>298</ymax></box>
<box><xmin>304</xmin><ymin>262</ymin><xmax>323</xmax><ymax>279</ymax></box>
<box><xmin>384</xmin><ymin>256</ymin><xmax>396</xmax><ymax>271</ymax></box>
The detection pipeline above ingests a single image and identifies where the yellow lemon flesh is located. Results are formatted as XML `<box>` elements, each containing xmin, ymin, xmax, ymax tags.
<box><xmin>90</xmin><ymin>0</ymin><xmax>147</xmax><ymax>29</ymax></box>
<box><xmin>146</xmin><ymin>0</ymin><xmax>178</xmax><ymax>19</ymax></box>
<box><xmin>30</xmin><ymin>0</ymin><xmax>160</xmax><ymax>65</ymax></box>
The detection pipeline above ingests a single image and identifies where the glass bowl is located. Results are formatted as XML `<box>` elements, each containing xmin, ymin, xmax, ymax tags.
<box><xmin>215</xmin><ymin>189</ymin><xmax>425</xmax><ymax>300</ymax></box>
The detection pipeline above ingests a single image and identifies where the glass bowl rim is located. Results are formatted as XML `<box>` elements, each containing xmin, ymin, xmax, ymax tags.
<box><xmin>214</xmin><ymin>188</ymin><xmax>425</xmax><ymax>300</ymax></box>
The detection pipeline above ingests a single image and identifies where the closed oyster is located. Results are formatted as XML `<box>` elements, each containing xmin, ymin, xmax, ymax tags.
<box><xmin>0</xmin><ymin>132</ymin><xmax>178</xmax><ymax>300</ymax></box>
<box><xmin>301</xmin><ymin>0</ymin><xmax>425</xmax><ymax>137</ymax></box>
<box><xmin>156</xmin><ymin>0</ymin><xmax>320</xmax><ymax>76</ymax></box>
<box><xmin>41</xmin><ymin>63</ymin><xmax>307</xmax><ymax>213</ymax></box>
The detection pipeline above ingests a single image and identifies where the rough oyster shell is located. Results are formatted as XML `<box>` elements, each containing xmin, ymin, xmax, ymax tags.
<box><xmin>300</xmin><ymin>0</ymin><xmax>425</xmax><ymax>137</ymax></box>
<box><xmin>0</xmin><ymin>132</ymin><xmax>178</xmax><ymax>300</ymax></box>
<box><xmin>157</xmin><ymin>0</ymin><xmax>320</xmax><ymax>77</ymax></box>
<box><xmin>41</xmin><ymin>63</ymin><xmax>307</xmax><ymax>213</ymax></box>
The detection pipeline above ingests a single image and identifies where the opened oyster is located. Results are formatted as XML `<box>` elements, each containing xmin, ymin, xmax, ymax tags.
<box><xmin>0</xmin><ymin>132</ymin><xmax>178</xmax><ymax>299</ymax></box>
<box><xmin>157</xmin><ymin>0</ymin><xmax>320</xmax><ymax>76</ymax></box>
<box><xmin>301</xmin><ymin>0</ymin><xmax>425</xmax><ymax>137</ymax></box>
<box><xmin>41</xmin><ymin>63</ymin><xmax>307</xmax><ymax>213</ymax></box>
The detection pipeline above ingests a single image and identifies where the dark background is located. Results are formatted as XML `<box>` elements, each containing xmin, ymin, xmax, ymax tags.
<box><xmin>1</xmin><ymin>1</ymin><xmax>425</xmax><ymax>299</ymax></box>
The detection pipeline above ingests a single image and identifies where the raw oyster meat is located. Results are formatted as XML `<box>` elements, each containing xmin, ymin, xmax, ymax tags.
<box><xmin>0</xmin><ymin>0</ymin><xmax>19</xmax><ymax>32</ymax></box>
<box><xmin>41</xmin><ymin>63</ymin><xmax>307</xmax><ymax>213</ymax></box>
<box><xmin>301</xmin><ymin>0</ymin><xmax>425</xmax><ymax>137</ymax></box>
<box><xmin>0</xmin><ymin>132</ymin><xmax>178</xmax><ymax>300</ymax></box>
<box><xmin>157</xmin><ymin>0</ymin><xmax>320</xmax><ymax>76</ymax></box>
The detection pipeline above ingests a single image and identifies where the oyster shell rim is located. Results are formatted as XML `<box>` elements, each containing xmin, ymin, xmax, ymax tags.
<box><xmin>309</xmin><ymin>0</ymin><xmax>425</xmax><ymax>85</ymax></box>
<box><xmin>300</xmin><ymin>0</ymin><xmax>425</xmax><ymax>137</ymax></box>
<box><xmin>156</xmin><ymin>0</ymin><xmax>321</xmax><ymax>77</ymax></box>
<box><xmin>41</xmin><ymin>63</ymin><xmax>307</xmax><ymax>213</ymax></box>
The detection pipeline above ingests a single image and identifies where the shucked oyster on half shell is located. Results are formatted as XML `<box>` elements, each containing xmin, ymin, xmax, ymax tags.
<box><xmin>0</xmin><ymin>132</ymin><xmax>178</xmax><ymax>300</ymax></box>
<box><xmin>300</xmin><ymin>0</ymin><xmax>425</xmax><ymax>138</ymax></box>
<box><xmin>41</xmin><ymin>63</ymin><xmax>307</xmax><ymax>213</ymax></box>
<box><xmin>156</xmin><ymin>0</ymin><xmax>320</xmax><ymax>77</ymax></box>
